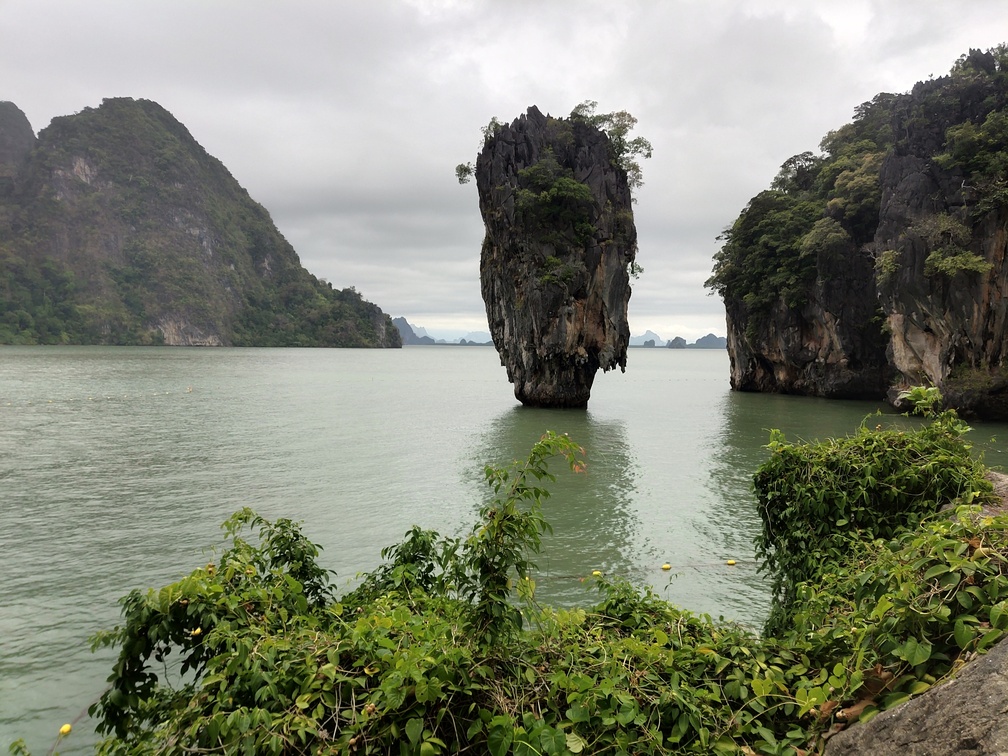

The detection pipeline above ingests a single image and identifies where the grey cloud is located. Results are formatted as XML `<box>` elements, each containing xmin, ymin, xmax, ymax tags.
<box><xmin>3</xmin><ymin>0</ymin><xmax>1007</xmax><ymax>340</ymax></box>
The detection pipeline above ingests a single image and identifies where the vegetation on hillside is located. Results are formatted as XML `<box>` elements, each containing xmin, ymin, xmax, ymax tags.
<box><xmin>15</xmin><ymin>398</ymin><xmax>1008</xmax><ymax>755</ymax></box>
<box><xmin>706</xmin><ymin>44</ymin><xmax>1008</xmax><ymax>333</ymax></box>
<box><xmin>705</xmin><ymin>90</ymin><xmax>895</xmax><ymax>330</ymax></box>
<box><xmin>0</xmin><ymin>98</ymin><xmax>399</xmax><ymax>347</ymax></box>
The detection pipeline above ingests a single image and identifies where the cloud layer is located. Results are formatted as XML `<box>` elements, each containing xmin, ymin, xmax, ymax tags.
<box><xmin>3</xmin><ymin>1</ymin><xmax>1006</xmax><ymax>339</ymax></box>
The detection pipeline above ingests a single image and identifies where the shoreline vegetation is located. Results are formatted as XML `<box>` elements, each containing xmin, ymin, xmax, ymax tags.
<box><xmin>12</xmin><ymin>392</ymin><xmax>1008</xmax><ymax>755</ymax></box>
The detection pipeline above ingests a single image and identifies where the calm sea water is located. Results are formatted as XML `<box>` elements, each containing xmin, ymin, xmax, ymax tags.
<box><xmin>4</xmin><ymin>346</ymin><xmax>1008</xmax><ymax>753</ymax></box>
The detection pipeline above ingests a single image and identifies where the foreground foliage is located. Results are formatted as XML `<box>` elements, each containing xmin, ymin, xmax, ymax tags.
<box><xmin>755</xmin><ymin>392</ymin><xmax>996</xmax><ymax>635</ymax></box>
<box><xmin>16</xmin><ymin>412</ymin><xmax>1008</xmax><ymax>755</ymax></box>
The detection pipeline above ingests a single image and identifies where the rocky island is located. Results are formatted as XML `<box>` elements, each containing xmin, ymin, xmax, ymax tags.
<box><xmin>707</xmin><ymin>46</ymin><xmax>1008</xmax><ymax>416</ymax></box>
<box><xmin>0</xmin><ymin>98</ymin><xmax>400</xmax><ymax>347</ymax></box>
<box><xmin>463</xmin><ymin>104</ymin><xmax>648</xmax><ymax>407</ymax></box>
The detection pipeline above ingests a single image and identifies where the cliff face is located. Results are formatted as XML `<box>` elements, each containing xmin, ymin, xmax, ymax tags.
<box><xmin>875</xmin><ymin>69</ymin><xmax>1008</xmax><ymax>416</ymax></box>
<box><xmin>0</xmin><ymin>97</ymin><xmax>400</xmax><ymax>347</ymax></box>
<box><xmin>725</xmin><ymin>238</ymin><xmax>892</xmax><ymax>398</ymax></box>
<box><xmin>476</xmin><ymin>106</ymin><xmax>636</xmax><ymax>408</ymax></box>
<box><xmin>711</xmin><ymin>48</ymin><xmax>1008</xmax><ymax>414</ymax></box>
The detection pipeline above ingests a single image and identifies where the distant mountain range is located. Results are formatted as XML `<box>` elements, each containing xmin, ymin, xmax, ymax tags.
<box><xmin>393</xmin><ymin>317</ymin><xmax>493</xmax><ymax>346</ymax></box>
<box><xmin>395</xmin><ymin>319</ymin><xmax>726</xmax><ymax>350</ymax></box>
<box><xmin>630</xmin><ymin>332</ymin><xmax>727</xmax><ymax>349</ymax></box>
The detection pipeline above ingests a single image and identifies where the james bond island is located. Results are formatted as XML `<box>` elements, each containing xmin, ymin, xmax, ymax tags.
<box><xmin>459</xmin><ymin>103</ymin><xmax>650</xmax><ymax>408</ymax></box>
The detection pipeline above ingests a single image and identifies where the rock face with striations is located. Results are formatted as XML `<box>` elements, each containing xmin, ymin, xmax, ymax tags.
<box><xmin>709</xmin><ymin>48</ymin><xmax>1008</xmax><ymax>414</ymax></box>
<box><xmin>722</xmin><ymin>236</ymin><xmax>892</xmax><ymax>399</ymax></box>
<box><xmin>475</xmin><ymin>106</ymin><xmax>637</xmax><ymax>408</ymax></box>
<box><xmin>874</xmin><ymin>54</ymin><xmax>1008</xmax><ymax>417</ymax></box>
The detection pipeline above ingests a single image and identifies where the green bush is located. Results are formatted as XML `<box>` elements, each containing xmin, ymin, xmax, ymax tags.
<box><xmin>755</xmin><ymin>401</ymin><xmax>995</xmax><ymax>635</ymax></box>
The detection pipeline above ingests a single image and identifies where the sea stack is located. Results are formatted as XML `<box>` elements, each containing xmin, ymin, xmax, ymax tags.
<box><xmin>475</xmin><ymin>106</ymin><xmax>637</xmax><ymax>408</ymax></box>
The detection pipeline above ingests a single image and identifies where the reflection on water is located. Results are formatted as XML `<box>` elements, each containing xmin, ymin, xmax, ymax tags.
<box><xmin>472</xmin><ymin>406</ymin><xmax>638</xmax><ymax>606</ymax></box>
<box><xmin>696</xmin><ymin>392</ymin><xmax>894</xmax><ymax>627</ymax></box>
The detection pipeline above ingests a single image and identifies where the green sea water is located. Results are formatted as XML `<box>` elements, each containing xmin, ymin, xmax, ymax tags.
<box><xmin>3</xmin><ymin>346</ymin><xmax>1008</xmax><ymax>753</ymax></box>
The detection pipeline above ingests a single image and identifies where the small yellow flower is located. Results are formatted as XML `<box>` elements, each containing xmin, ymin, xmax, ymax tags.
<box><xmin>191</xmin><ymin>627</ymin><xmax>202</xmax><ymax>637</ymax></box>
<box><xmin>59</xmin><ymin>723</ymin><xmax>72</xmax><ymax>736</ymax></box>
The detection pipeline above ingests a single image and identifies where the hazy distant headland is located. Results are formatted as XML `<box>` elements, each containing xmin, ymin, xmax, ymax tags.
<box><xmin>630</xmin><ymin>330</ymin><xmax>727</xmax><ymax>349</ymax></box>
<box><xmin>395</xmin><ymin>318</ymin><xmax>725</xmax><ymax>350</ymax></box>
<box><xmin>393</xmin><ymin>317</ymin><xmax>493</xmax><ymax>345</ymax></box>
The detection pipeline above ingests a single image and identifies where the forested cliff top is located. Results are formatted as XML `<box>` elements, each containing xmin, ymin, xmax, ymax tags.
<box><xmin>706</xmin><ymin>46</ymin><xmax>1008</xmax><ymax>416</ymax></box>
<box><xmin>0</xmin><ymin>97</ymin><xmax>400</xmax><ymax>347</ymax></box>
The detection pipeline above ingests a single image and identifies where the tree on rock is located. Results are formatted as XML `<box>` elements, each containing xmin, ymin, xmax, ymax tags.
<box><xmin>458</xmin><ymin>104</ymin><xmax>649</xmax><ymax>408</ymax></box>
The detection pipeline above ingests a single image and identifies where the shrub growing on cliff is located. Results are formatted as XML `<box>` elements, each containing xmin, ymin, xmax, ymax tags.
<box><xmin>514</xmin><ymin>149</ymin><xmax>596</xmax><ymax>251</ymax></box>
<box><xmin>568</xmin><ymin>100</ymin><xmax>652</xmax><ymax>192</ymax></box>
<box><xmin>456</xmin><ymin>103</ymin><xmax>651</xmax><ymax>195</ymax></box>
<box><xmin>755</xmin><ymin>395</ymin><xmax>995</xmax><ymax>636</ymax></box>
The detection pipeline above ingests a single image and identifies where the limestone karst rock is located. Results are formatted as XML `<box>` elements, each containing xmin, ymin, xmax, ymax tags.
<box><xmin>875</xmin><ymin>65</ymin><xmax>1008</xmax><ymax>417</ymax></box>
<box><xmin>0</xmin><ymin>97</ymin><xmax>400</xmax><ymax>347</ymax></box>
<box><xmin>475</xmin><ymin>106</ymin><xmax>637</xmax><ymax>408</ymax></box>
<box><xmin>709</xmin><ymin>47</ymin><xmax>1008</xmax><ymax>414</ymax></box>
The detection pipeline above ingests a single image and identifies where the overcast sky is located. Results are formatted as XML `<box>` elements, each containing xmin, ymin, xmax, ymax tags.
<box><xmin>3</xmin><ymin>1</ymin><xmax>1007</xmax><ymax>340</ymax></box>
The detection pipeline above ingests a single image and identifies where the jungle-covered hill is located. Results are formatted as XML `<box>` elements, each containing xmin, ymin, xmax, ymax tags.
<box><xmin>0</xmin><ymin>97</ymin><xmax>400</xmax><ymax>347</ymax></box>
<box><xmin>706</xmin><ymin>46</ymin><xmax>1008</xmax><ymax>416</ymax></box>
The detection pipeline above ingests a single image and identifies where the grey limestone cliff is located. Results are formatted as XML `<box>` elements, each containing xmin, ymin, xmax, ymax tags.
<box><xmin>724</xmin><ymin>238</ymin><xmax>892</xmax><ymax>398</ymax></box>
<box><xmin>712</xmin><ymin>48</ymin><xmax>1008</xmax><ymax>414</ymax></box>
<box><xmin>475</xmin><ymin>106</ymin><xmax>637</xmax><ymax>408</ymax></box>
<box><xmin>874</xmin><ymin>61</ymin><xmax>1008</xmax><ymax>417</ymax></box>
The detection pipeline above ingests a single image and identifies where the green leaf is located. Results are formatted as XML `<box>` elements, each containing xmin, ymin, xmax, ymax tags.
<box><xmin>954</xmin><ymin>618</ymin><xmax>974</xmax><ymax>650</ymax></box>
<box><xmin>896</xmin><ymin>637</ymin><xmax>932</xmax><ymax>667</ymax></box>
<box><xmin>488</xmin><ymin>726</ymin><xmax>514</xmax><ymax>756</ymax></box>
<box><xmin>566</xmin><ymin>703</ymin><xmax>590</xmax><ymax>723</ymax></box>
<box><xmin>923</xmin><ymin>563</ymin><xmax>950</xmax><ymax>581</ymax></box>
<box><xmin>978</xmin><ymin>627</ymin><xmax>1004</xmax><ymax>651</ymax></box>
<box><xmin>881</xmin><ymin>691</ymin><xmax>910</xmax><ymax>709</ymax></box>
<box><xmin>991</xmin><ymin>602</ymin><xmax>1008</xmax><ymax>630</ymax></box>
<box><xmin>406</xmin><ymin>717</ymin><xmax>423</xmax><ymax>745</ymax></box>
<box><xmin>565</xmin><ymin>732</ymin><xmax>587</xmax><ymax>754</ymax></box>
<box><xmin>713</xmin><ymin>734</ymin><xmax>739</xmax><ymax>753</ymax></box>
<box><xmin>872</xmin><ymin>596</ymin><xmax>894</xmax><ymax>620</ymax></box>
